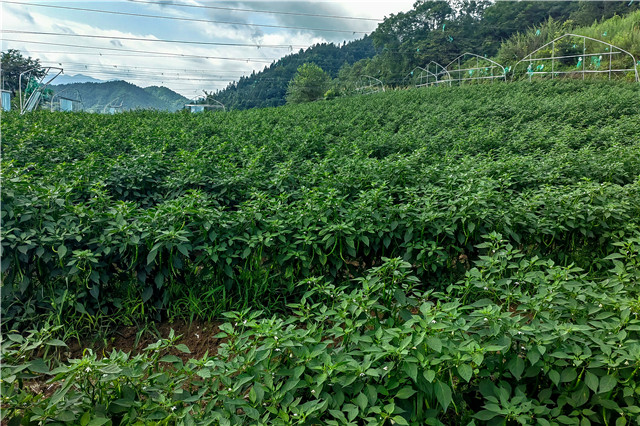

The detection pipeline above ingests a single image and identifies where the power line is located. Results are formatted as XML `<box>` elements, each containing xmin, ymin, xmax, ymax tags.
<box><xmin>40</xmin><ymin>61</ymin><xmax>250</xmax><ymax>75</ymax></box>
<box><xmin>22</xmin><ymin>50</ymin><xmax>265</xmax><ymax>61</ymax></box>
<box><xmin>2</xmin><ymin>39</ymin><xmax>277</xmax><ymax>63</ymax></box>
<box><xmin>6</xmin><ymin>1</ymin><xmax>370</xmax><ymax>35</ymax></box>
<box><xmin>2</xmin><ymin>30</ymin><xmax>310</xmax><ymax>49</ymax></box>
<box><xmin>128</xmin><ymin>0</ymin><xmax>383</xmax><ymax>22</ymax></box>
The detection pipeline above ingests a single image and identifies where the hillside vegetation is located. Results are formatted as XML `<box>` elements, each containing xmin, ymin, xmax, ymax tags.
<box><xmin>2</xmin><ymin>80</ymin><xmax>640</xmax><ymax>424</ymax></box>
<box><xmin>51</xmin><ymin>80</ymin><xmax>189</xmax><ymax>112</ymax></box>
<box><xmin>212</xmin><ymin>1</ymin><xmax>639</xmax><ymax>109</ymax></box>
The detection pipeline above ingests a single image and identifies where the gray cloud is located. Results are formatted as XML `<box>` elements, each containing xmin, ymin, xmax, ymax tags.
<box><xmin>246</xmin><ymin>1</ymin><xmax>373</xmax><ymax>39</ymax></box>
<box><xmin>199</xmin><ymin>1</ymin><xmax>374</xmax><ymax>43</ymax></box>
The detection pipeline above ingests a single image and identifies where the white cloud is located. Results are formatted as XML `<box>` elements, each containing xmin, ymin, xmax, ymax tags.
<box><xmin>1</xmin><ymin>0</ymin><xmax>414</xmax><ymax>97</ymax></box>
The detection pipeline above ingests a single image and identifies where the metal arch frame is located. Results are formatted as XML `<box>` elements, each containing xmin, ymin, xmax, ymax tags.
<box><xmin>103</xmin><ymin>97</ymin><xmax>124</xmax><ymax>114</ymax></box>
<box><xmin>404</xmin><ymin>67</ymin><xmax>435</xmax><ymax>88</ymax></box>
<box><xmin>19</xmin><ymin>66</ymin><xmax>63</xmax><ymax>114</ymax></box>
<box><xmin>424</xmin><ymin>61</ymin><xmax>452</xmax><ymax>86</ymax></box>
<box><xmin>355</xmin><ymin>75</ymin><xmax>385</xmax><ymax>95</ymax></box>
<box><xmin>185</xmin><ymin>97</ymin><xmax>226</xmax><ymax>112</ymax></box>
<box><xmin>512</xmin><ymin>33</ymin><xmax>639</xmax><ymax>83</ymax></box>
<box><xmin>50</xmin><ymin>88</ymin><xmax>83</xmax><ymax>112</ymax></box>
<box><xmin>445</xmin><ymin>53</ymin><xmax>506</xmax><ymax>84</ymax></box>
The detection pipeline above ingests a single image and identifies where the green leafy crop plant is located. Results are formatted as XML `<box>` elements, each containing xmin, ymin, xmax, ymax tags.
<box><xmin>2</xmin><ymin>80</ymin><xmax>640</xmax><ymax>424</ymax></box>
<box><xmin>2</xmin><ymin>81</ymin><xmax>640</xmax><ymax>332</ymax></box>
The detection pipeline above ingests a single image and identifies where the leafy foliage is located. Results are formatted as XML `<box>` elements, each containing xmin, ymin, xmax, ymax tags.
<box><xmin>3</xmin><ymin>240</ymin><xmax>640</xmax><ymax>424</ymax></box>
<box><xmin>2</xmin><ymin>81</ymin><xmax>639</xmax><ymax>335</ymax></box>
<box><xmin>0</xmin><ymin>49</ymin><xmax>46</xmax><ymax>96</ymax></box>
<box><xmin>286</xmin><ymin>63</ymin><xmax>332</xmax><ymax>104</ymax></box>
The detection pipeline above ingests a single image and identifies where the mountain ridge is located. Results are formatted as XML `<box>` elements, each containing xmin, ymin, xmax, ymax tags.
<box><xmin>52</xmin><ymin>80</ymin><xmax>189</xmax><ymax>112</ymax></box>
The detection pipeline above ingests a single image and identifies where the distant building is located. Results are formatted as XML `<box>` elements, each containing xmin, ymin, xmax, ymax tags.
<box><xmin>184</xmin><ymin>101</ymin><xmax>225</xmax><ymax>113</ymax></box>
<box><xmin>58</xmin><ymin>96</ymin><xmax>82</xmax><ymax>112</ymax></box>
<box><xmin>1</xmin><ymin>90</ymin><xmax>11</xmax><ymax>111</ymax></box>
<box><xmin>185</xmin><ymin>104</ymin><xmax>206</xmax><ymax>113</ymax></box>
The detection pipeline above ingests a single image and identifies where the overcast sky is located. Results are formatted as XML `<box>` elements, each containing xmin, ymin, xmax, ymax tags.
<box><xmin>1</xmin><ymin>0</ymin><xmax>414</xmax><ymax>98</ymax></box>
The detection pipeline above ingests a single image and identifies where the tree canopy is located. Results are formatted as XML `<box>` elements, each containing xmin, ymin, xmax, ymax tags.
<box><xmin>1</xmin><ymin>49</ymin><xmax>46</xmax><ymax>96</ymax></box>
<box><xmin>285</xmin><ymin>63</ymin><xmax>331</xmax><ymax>104</ymax></box>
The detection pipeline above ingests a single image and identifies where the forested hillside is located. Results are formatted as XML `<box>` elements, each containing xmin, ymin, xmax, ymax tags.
<box><xmin>212</xmin><ymin>1</ymin><xmax>639</xmax><ymax>109</ymax></box>
<box><xmin>211</xmin><ymin>36</ymin><xmax>375</xmax><ymax>110</ymax></box>
<box><xmin>52</xmin><ymin>80</ymin><xmax>189</xmax><ymax>112</ymax></box>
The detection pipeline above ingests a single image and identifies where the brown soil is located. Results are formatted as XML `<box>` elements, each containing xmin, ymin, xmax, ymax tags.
<box><xmin>65</xmin><ymin>320</ymin><xmax>224</xmax><ymax>363</ymax></box>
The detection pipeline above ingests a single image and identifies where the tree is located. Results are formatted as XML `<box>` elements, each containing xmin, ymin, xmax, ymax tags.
<box><xmin>1</xmin><ymin>49</ymin><xmax>46</xmax><ymax>96</ymax></box>
<box><xmin>285</xmin><ymin>63</ymin><xmax>331</xmax><ymax>104</ymax></box>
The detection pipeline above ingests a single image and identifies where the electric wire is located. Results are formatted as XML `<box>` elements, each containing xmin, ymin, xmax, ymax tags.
<box><xmin>2</xmin><ymin>39</ymin><xmax>278</xmax><ymax>62</ymax></box>
<box><xmin>2</xmin><ymin>30</ymin><xmax>311</xmax><ymax>49</ymax></box>
<box><xmin>5</xmin><ymin>1</ymin><xmax>370</xmax><ymax>35</ymax></box>
<box><xmin>127</xmin><ymin>0</ymin><xmax>384</xmax><ymax>22</ymax></box>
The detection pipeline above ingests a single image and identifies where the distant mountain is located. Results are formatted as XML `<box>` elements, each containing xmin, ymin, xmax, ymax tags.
<box><xmin>143</xmin><ymin>86</ymin><xmax>190</xmax><ymax>111</ymax></box>
<box><xmin>211</xmin><ymin>36</ymin><xmax>376</xmax><ymax>110</ymax></box>
<box><xmin>52</xmin><ymin>73</ymin><xmax>107</xmax><ymax>85</ymax></box>
<box><xmin>52</xmin><ymin>80</ymin><xmax>189</xmax><ymax>112</ymax></box>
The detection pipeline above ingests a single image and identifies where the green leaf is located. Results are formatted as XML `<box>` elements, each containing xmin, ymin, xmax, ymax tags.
<box><xmin>598</xmin><ymin>375</ymin><xmax>616</xmax><ymax>394</ymax></box>
<box><xmin>46</xmin><ymin>339</ymin><xmax>68</xmax><ymax>347</ymax></box>
<box><xmin>423</xmin><ymin>370</ymin><xmax>436</xmax><ymax>383</ymax></box>
<box><xmin>28</xmin><ymin>358</ymin><xmax>50</xmax><ymax>374</ymax></box>
<box><xmin>434</xmin><ymin>380</ymin><xmax>452</xmax><ymax>412</ymax></box>
<box><xmin>355</xmin><ymin>393</ymin><xmax>368</xmax><ymax>411</ymax></box>
<box><xmin>147</xmin><ymin>249</ymin><xmax>158</xmax><ymax>265</ymax></box>
<box><xmin>549</xmin><ymin>370</ymin><xmax>560</xmax><ymax>387</ymax></box>
<box><xmin>197</xmin><ymin>368</ymin><xmax>211</xmax><ymax>379</ymax></box>
<box><xmin>175</xmin><ymin>343</ymin><xmax>191</xmax><ymax>353</ymax></box>
<box><xmin>87</xmin><ymin>417</ymin><xmax>110</xmax><ymax>426</ymax></box>
<box><xmin>404</xmin><ymin>363</ymin><xmax>418</xmax><ymax>382</ymax></box>
<box><xmin>457</xmin><ymin>364</ymin><xmax>473</xmax><ymax>383</ymax></box>
<box><xmin>393</xmin><ymin>416</ymin><xmax>409</xmax><ymax>425</ymax></box>
<box><xmin>561</xmin><ymin>368</ymin><xmax>577</xmax><ymax>383</ymax></box>
<box><xmin>474</xmin><ymin>410</ymin><xmax>499</xmax><ymax>421</ymax></box>
<box><xmin>57</xmin><ymin>244</ymin><xmax>67</xmax><ymax>259</ymax></box>
<box><xmin>508</xmin><ymin>356</ymin><xmax>525</xmax><ymax>381</ymax></box>
<box><xmin>426</xmin><ymin>336</ymin><xmax>442</xmax><ymax>353</ymax></box>
<box><xmin>142</xmin><ymin>286</ymin><xmax>153</xmax><ymax>303</ymax></box>
<box><xmin>584</xmin><ymin>371</ymin><xmax>598</xmax><ymax>393</ymax></box>
<box><xmin>395</xmin><ymin>387</ymin><xmax>416</xmax><ymax>399</ymax></box>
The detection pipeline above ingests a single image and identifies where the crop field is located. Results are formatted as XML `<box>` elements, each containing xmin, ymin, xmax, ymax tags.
<box><xmin>2</xmin><ymin>81</ymin><xmax>640</xmax><ymax>424</ymax></box>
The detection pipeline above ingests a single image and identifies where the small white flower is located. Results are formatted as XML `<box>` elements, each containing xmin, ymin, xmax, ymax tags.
<box><xmin>311</xmin><ymin>389</ymin><xmax>316</xmax><ymax>393</ymax></box>
<box><xmin>243</xmin><ymin>319</ymin><xmax>247</xmax><ymax>324</ymax></box>
<box><xmin>85</xmin><ymin>367</ymin><xmax>91</xmax><ymax>373</ymax></box>
<box><xmin>195</xmin><ymin>333</ymin><xmax>200</xmax><ymax>339</ymax></box>
<box><xmin>517</xmin><ymin>331</ymin><xmax>523</xmax><ymax>335</ymax></box>
<box><xmin>383</xmin><ymin>366</ymin><xmax>388</xmax><ymax>371</ymax></box>
<box><xmin>598</xmin><ymin>304</ymin><xmax>603</xmax><ymax>308</ymax></box>
<box><xmin>412</xmin><ymin>346</ymin><xmax>417</xmax><ymax>350</ymax></box>
<box><xmin>289</xmin><ymin>354</ymin><xmax>293</xmax><ymax>358</ymax></box>
<box><xmin>431</xmin><ymin>320</ymin><xmax>436</xmax><ymax>324</ymax></box>
<box><xmin>360</xmin><ymin>373</ymin><xmax>365</xmax><ymax>377</ymax></box>
<box><xmin>275</xmin><ymin>348</ymin><xmax>281</xmax><ymax>352</ymax></box>
<box><xmin>484</xmin><ymin>318</ymin><xmax>488</xmax><ymax>321</ymax></box>
<box><xmin>274</xmin><ymin>336</ymin><xmax>278</xmax><ymax>340</ymax></box>
<box><xmin>171</xmin><ymin>406</ymin><xmax>176</xmax><ymax>411</ymax></box>
<box><xmin>234</xmin><ymin>322</ymin><xmax>238</xmax><ymax>326</ymax></box>
<box><xmin>521</xmin><ymin>346</ymin><xmax>525</xmax><ymax>350</ymax></box>
<box><xmin>293</xmin><ymin>414</ymin><xmax>298</xmax><ymax>417</ymax></box>
<box><xmin>228</xmin><ymin>388</ymin><xmax>233</xmax><ymax>391</ymax></box>
<box><xmin>625</xmin><ymin>361</ymin><xmax>629</xmax><ymax>365</ymax></box>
